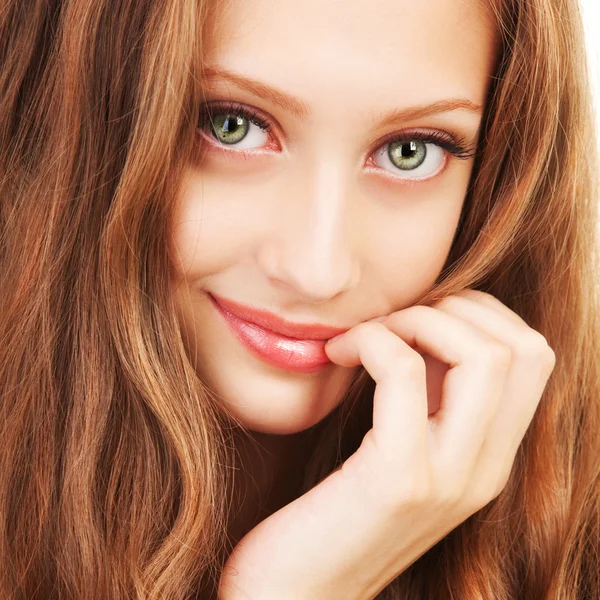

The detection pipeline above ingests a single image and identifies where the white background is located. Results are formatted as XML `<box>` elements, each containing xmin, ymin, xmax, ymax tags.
<box><xmin>580</xmin><ymin>0</ymin><xmax>600</xmax><ymax>222</ymax></box>
<box><xmin>581</xmin><ymin>0</ymin><xmax>600</xmax><ymax>139</ymax></box>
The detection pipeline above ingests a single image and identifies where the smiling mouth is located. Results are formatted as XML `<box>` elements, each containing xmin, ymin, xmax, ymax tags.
<box><xmin>208</xmin><ymin>293</ymin><xmax>338</xmax><ymax>373</ymax></box>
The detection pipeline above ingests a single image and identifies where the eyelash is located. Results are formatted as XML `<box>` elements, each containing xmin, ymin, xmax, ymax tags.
<box><xmin>197</xmin><ymin>100</ymin><xmax>477</xmax><ymax>169</ymax></box>
<box><xmin>199</xmin><ymin>101</ymin><xmax>272</xmax><ymax>132</ymax></box>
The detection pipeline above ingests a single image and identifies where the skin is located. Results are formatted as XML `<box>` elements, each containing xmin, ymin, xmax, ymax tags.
<box><xmin>165</xmin><ymin>0</ymin><xmax>554</xmax><ymax>596</ymax></box>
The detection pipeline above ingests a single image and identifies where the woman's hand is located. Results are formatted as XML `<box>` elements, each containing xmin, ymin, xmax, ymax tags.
<box><xmin>218</xmin><ymin>289</ymin><xmax>556</xmax><ymax>600</ymax></box>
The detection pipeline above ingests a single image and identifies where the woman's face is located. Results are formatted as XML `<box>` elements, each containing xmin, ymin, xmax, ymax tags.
<box><xmin>170</xmin><ymin>0</ymin><xmax>498</xmax><ymax>434</ymax></box>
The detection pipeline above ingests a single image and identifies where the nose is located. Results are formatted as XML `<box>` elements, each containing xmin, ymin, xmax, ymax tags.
<box><xmin>257</xmin><ymin>157</ymin><xmax>360</xmax><ymax>304</ymax></box>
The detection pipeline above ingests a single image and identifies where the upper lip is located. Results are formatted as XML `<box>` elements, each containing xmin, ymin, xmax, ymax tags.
<box><xmin>210</xmin><ymin>293</ymin><xmax>351</xmax><ymax>340</ymax></box>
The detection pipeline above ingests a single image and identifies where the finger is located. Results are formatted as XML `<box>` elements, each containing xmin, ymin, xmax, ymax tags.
<box><xmin>380</xmin><ymin>306</ymin><xmax>511</xmax><ymax>480</ymax></box>
<box><xmin>432</xmin><ymin>294</ymin><xmax>555</xmax><ymax>490</ymax></box>
<box><xmin>435</xmin><ymin>294</ymin><xmax>552</xmax><ymax>444</ymax></box>
<box><xmin>449</xmin><ymin>289</ymin><xmax>528</xmax><ymax>328</ymax></box>
<box><xmin>325</xmin><ymin>322</ymin><xmax>429</xmax><ymax>460</ymax></box>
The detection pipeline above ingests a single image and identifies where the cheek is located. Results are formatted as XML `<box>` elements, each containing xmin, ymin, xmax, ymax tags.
<box><xmin>170</xmin><ymin>170</ymin><xmax>256</xmax><ymax>280</ymax></box>
<box><xmin>362</xmin><ymin>165</ymin><xmax>469</xmax><ymax>302</ymax></box>
<box><xmin>374</xmin><ymin>230</ymin><xmax>456</xmax><ymax>307</ymax></box>
<box><xmin>367</xmin><ymin>201</ymin><xmax>463</xmax><ymax>306</ymax></box>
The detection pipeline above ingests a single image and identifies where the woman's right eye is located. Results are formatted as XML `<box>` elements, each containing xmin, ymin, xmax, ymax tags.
<box><xmin>198</xmin><ymin>104</ymin><xmax>273</xmax><ymax>151</ymax></box>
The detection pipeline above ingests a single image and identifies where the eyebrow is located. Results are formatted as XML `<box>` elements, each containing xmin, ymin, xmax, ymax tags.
<box><xmin>203</xmin><ymin>65</ymin><xmax>483</xmax><ymax>126</ymax></box>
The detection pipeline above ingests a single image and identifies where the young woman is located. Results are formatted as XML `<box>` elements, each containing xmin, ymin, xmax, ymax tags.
<box><xmin>1</xmin><ymin>0</ymin><xmax>598</xmax><ymax>598</ymax></box>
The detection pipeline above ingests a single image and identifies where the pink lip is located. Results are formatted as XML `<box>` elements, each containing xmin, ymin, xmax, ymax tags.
<box><xmin>209</xmin><ymin>293</ymin><xmax>350</xmax><ymax>340</ymax></box>
<box><xmin>208</xmin><ymin>293</ymin><xmax>349</xmax><ymax>373</ymax></box>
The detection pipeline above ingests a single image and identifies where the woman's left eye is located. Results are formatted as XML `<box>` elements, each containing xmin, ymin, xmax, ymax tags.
<box><xmin>371</xmin><ymin>139</ymin><xmax>445</xmax><ymax>180</ymax></box>
<box><xmin>198</xmin><ymin>102</ymin><xmax>476</xmax><ymax>181</ymax></box>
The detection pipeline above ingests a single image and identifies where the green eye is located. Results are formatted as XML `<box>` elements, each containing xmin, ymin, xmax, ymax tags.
<box><xmin>373</xmin><ymin>137</ymin><xmax>446</xmax><ymax>180</ymax></box>
<box><xmin>387</xmin><ymin>140</ymin><xmax>427</xmax><ymax>170</ymax></box>
<box><xmin>210</xmin><ymin>113</ymin><xmax>249</xmax><ymax>145</ymax></box>
<box><xmin>199</xmin><ymin>103</ymin><xmax>272</xmax><ymax>150</ymax></box>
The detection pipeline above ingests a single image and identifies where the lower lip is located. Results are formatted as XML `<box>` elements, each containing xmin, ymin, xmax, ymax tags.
<box><xmin>208</xmin><ymin>294</ymin><xmax>332</xmax><ymax>373</ymax></box>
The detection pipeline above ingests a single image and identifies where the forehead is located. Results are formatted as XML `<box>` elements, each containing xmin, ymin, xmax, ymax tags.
<box><xmin>204</xmin><ymin>0</ymin><xmax>499</xmax><ymax>114</ymax></box>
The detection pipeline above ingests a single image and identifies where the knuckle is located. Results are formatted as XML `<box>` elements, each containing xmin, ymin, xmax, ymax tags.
<box><xmin>517</xmin><ymin>331</ymin><xmax>556</xmax><ymax>368</ymax></box>
<box><xmin>400</xmin><ymin>352</ymin><xmax>427</xmax><ymax>380</ymax></box>
<box><xmin>401</xmin><ymin>304</ymin><xmax>434</xmax><ymax>320</ymax></box>
<box><xmin>435</xmin><ymin>295</ymin><xmax>467</xmax><ymax>312</ymax></box>
<box><xmin>478</xmin><ymin>341</ymin><xmax>512</xmax><ymax>369</ymax></box>
<box><xmin>361</xmin><ymin>320</ymin><xmax>392</xmax><ymax>343</ymax></box>
<box><xmin>493</xmin><ymin>343</ymin><xmax>512</xmax><ymax>368</ymax></box>
<box><xmin>362</xmin><ymin>320</ymin><xmax>383</xmax><ymax>335</ymax></box>
<box><xmin>520</xmin><ymin>330</ymin><xmax>551</xmax><ymax>356</ymax></box>
<box><xmin>544</xmin><ymin>346</ymin><xmax>557</xmax><ymax>371</ymax></box>
<box><xmin>457</xmin><ymin>288</ymin><xmax>490</xmax><ymax>301</ymax></box>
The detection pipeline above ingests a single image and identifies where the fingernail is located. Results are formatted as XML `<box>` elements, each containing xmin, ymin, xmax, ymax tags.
<box><xmin>327</xmin><ymin>333</ymin><xmax>344</xmax><ymax>345</ymax></box>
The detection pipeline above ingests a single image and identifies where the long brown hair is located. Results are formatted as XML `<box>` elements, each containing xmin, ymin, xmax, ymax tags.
<box><xmin>1</xmin><ymin>0</ymin><xmax>598</xmax><ymax>598</ymax></box>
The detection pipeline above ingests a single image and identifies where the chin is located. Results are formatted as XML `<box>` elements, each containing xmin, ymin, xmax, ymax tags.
<box><xmin>199</xmin><ymin>353</ymin><xmax>358</xmax><ymax>435</ymax></box>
